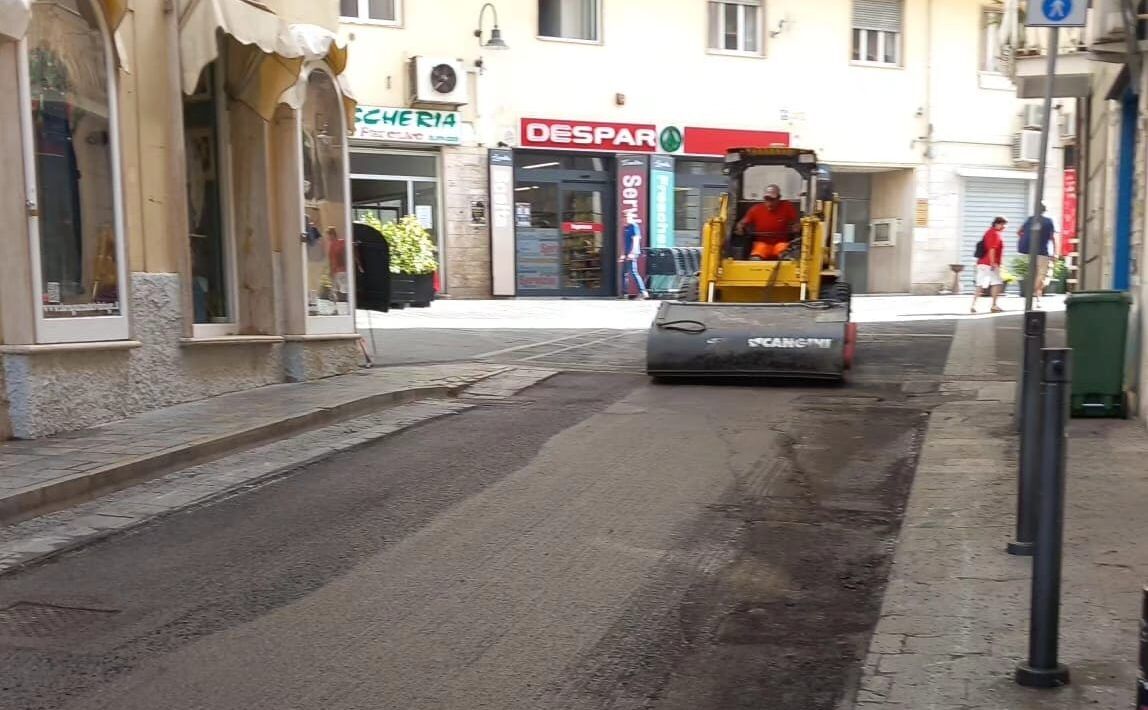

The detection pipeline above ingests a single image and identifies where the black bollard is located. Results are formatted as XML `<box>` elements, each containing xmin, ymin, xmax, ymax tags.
<box><xmin>1016</xmin><ymin>348</ymin><xmax>1072</xmax><ymax>688</ymax></box>
<box><xmin>1009</xmin><ymin>310</ymin><xmax>1046</xmax><ymax>557</ymax></box>
<box><xmin>1139</xmin><ymin>587</ymin><xmax>1148</xmax><ymax>708</ymax></box>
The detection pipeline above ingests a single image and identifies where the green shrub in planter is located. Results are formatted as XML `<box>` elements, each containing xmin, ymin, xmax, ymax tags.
<box><xmin>361</xmin><ymin>214</ymin><xmax>437</xmax><ymax>275</ymax></box>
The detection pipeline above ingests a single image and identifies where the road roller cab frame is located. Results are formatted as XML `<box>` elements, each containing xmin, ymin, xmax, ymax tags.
<box><xmin>646</xmin><ymin>147</ymin><xmax>857</xmax><ymax>381</ymax></box>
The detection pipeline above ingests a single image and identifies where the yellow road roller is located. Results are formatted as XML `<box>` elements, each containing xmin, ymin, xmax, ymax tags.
<box><xmin>645</xmin><ymin>147</ymin><xmax>857</xmax><ymax>381</ymax></box>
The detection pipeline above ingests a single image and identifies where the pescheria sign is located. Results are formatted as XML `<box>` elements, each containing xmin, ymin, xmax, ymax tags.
<box><xmin>521</xmin><ymin>118</ymin><xmax>657</xmax><ymax>152</ymax></box>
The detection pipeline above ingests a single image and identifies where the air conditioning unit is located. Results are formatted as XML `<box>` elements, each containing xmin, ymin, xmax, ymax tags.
<box><xmin>870</xmin><ymin>218</ymin><xmax>900</xmax><ymax>247</ymax></box>
<box><xmin>1012</xmin><ymin>129</ymin><xmax>1042</xmax><ymax>164</ymax></box>
<box><xmin>408</xmin><ymin>56</ymin><xmax>469</xmax><ymax>108</ymax></box>
<box><xmin>1087</xmin><ymin>0</ymin><xmax>1126</xmax><ymax>44</ymax></box>
<box><xmin>1021</xmin><ymin>104</ymin><xmax>1044</xmax><ymax>129</ymax></box>
<box><xmin>1060</xmin><ymin>116</ymin><xmax>1077</xmax><ymax>141</ymax></box>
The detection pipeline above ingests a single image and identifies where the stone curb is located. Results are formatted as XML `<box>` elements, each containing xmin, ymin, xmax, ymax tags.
<box><xmin>0</xmin><ymin>374</ymin><xmax>506</xmax><ymax>525</ymax></box>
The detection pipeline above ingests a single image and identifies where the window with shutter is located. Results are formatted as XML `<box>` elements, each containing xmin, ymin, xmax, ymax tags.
<box><xmin>852</xmin><ymin>0</ymin><xmax>902</xmax><ymax>65</ymax></box>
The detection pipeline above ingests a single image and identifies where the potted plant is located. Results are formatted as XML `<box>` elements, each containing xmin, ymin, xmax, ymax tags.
<box><xmin>361</xmin><ymin>214</ymin><xmax>437</xmax><ymax>308</ymax></box>
<box><xmin>1008</xmin><ymin>255</ymin><xmax>1067</xmax><ymax>296</ymax></box>
<box><xmin>1008</xmin><ymin>256</ymin><xmax>1030</xmax><ymax>296</ymax></box>
<box><xmin>1047</xmin><ymin>259</ymin><xmax>1069</xmax><ymax>294</ymax></box>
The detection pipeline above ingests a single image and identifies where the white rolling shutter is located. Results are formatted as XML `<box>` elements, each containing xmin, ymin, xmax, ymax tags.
<box><xmin>960</xmin><ymin>177</ymin><xmax>1030</xmax><ymax>288</ymax></box>
<box><xmin>853</xmin><ymin>0</ymin><xmax>902</xmax><ymax>31</ymax></box>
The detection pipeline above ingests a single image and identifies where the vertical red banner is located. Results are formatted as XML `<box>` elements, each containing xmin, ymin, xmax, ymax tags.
<box><xmin>1062</xmin><ymin>168</ymin><xmax>1077</xmax><ymax>255</ymax></box>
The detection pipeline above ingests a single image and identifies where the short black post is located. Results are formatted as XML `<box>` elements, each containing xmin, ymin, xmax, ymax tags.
<box><xmin>1138</xmin><ymin>586</ymin><xmax>1148</xmax><ymax>708</ymax></box>
<box><xmin>1016</xmin><ymin>348</ymin><xmax>1072</xmax><ymax>688</ymax></box>
<box><xmin>1009</xmin><ymin>310</ymin><xmax>1046</xmax><ymax>556</ymax></box>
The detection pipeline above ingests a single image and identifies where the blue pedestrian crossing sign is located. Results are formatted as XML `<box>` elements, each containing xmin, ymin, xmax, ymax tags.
<box><xmin>1027</xmin><ymin>0</ymin><xmax>1086</xmax><ymax>27</ymax></box>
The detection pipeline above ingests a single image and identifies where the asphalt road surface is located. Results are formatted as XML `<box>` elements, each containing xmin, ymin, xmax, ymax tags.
<box><xmin>0</xmin><ymin>319</ymin><xmax>958</xmax><ymax>710</ymax></box>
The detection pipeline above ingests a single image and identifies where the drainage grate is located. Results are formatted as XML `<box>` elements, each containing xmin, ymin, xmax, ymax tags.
<box><xmin>0</xmin><ymin>602</ymin><xmax>119</xmax><ymax>638</ymax></box>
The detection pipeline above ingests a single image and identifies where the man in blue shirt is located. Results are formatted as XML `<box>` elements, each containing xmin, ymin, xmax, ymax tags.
<box><xmin>619</xmin><ymin>222</ymin><xmax>650</xmax><ymax>299</ymax></box>
<box><xmin>1018</xmin><ymin>204</ymin><xmax>1058</xmax><ymax>303</ymax></box>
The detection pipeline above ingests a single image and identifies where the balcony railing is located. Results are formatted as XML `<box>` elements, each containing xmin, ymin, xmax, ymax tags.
<box><xmin>999</xmin><ymin>0</ymin><xmax>1148</xmax><ymax>67</ymax></box>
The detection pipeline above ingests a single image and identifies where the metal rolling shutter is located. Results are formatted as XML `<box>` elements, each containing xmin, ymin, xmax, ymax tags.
<box><xmin>960</xmin><ymin>177</ymin><xmax>1030</xmax><ymax>288</ymax></box>
<box><xmin>853</xmin><ymin>0</ymin><xmax>903</xmax><ymax>31</ymax></box>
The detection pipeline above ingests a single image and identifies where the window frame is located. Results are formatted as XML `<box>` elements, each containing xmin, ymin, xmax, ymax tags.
<box><xmin>851</xmin><ymin>27</ymin><xmax>902</xmax><ymax>67</ymax></box>
<box><xmin>297</xmin><ymin>64</ymin><xmax>356</xmax><ymax>336</ymax></box>
<box><xmin>339</xmin><ymin>0</ymin><xmax>401</xmax><ymax>27</ymax></box>
<box><xmin>706</xmin><ymin>0</ymin><xmax>765</xmax><ymax>57</ymax></box>
<box><xmin>18</xmin><ymin>2</ymin><xmax>130</xmax><ymax>344</ymax></box>
<box><xmin>190</xmin><ymin>62</ymin><xmax>241</xmax><ymax>339</ymax></box>
<box><xmin>537</xmin><ymin>0</ymin><xmax>602</xmax><ymax>44</ymax></box>
<box><xmin>980</xmin><ymin>7</ymin><xmax>1004</xmax><ymax>74</ymax></box>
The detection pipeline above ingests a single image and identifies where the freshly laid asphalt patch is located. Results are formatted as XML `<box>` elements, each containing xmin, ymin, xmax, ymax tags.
<box><xmin>0</xmin><ymin>320</ymin><xmax>957</xmax><ymax>710</ymax></box>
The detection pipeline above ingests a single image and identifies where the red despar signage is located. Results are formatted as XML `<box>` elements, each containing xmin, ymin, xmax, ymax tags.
<box><xmin>684</xmin><ymin>126</ymin><xmax>790</xmax><ymax>154</ymax></box>
<box><xmin>523</xmin><ymin>119</ymin><xmax>659</xmax><ymax>152</ymax></box>
<box><xmin>520</xmin><ymin>118</ymin><xmax>789</xmax><ymax>155</ymax></box>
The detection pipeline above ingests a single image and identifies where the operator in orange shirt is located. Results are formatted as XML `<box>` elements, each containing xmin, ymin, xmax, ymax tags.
<box><xmin>735</xmin><ymin>184</ymin><xmax>801</xmax><ymax>260</ymax></box>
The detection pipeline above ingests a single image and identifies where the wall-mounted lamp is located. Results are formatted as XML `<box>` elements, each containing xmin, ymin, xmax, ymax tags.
<box><xmin>769</xmin><ymin>18</ymin><xmax>789</xmax><ymax>38</ymax></box>
<box><xmin>475</xmin><ymin>3</ymin><xmax>509</xmax><ymax>50</ymax></box>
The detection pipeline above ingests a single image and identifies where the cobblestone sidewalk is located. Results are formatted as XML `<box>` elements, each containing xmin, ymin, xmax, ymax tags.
<box><xmin>851</xmin><ymin>317</ymin><xmax>1147</xmax><ymax>709</ymax></box>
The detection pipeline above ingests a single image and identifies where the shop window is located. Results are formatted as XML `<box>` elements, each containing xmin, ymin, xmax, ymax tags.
<box><xmin>538</xmin><ymin>0</ymin><xmax>599</xmax><ymax>42</ymax></box>
<box><xmin>184</xmin><ymin>63</ymin><xmax>237</xmax><ymax>334</ymax></box>
<box><xmin>707</xmin><ymin>0</ymin><xmax>763</xmax><ymax>55</ymax></box>
<box><xmin>349</xmin><ymin>150</ymin><xmax>443</xmax><ymax>274</ymax></box>
<box><xmin>340</xmin><ymin>0</ymin><xmax>399</xmax><ymax>25</ymax></box>
<box><xmin>852</xmin><ymin>0</ymin><xmax>902</xmax><ymax>65</ymax></box>
<box><xmin>518</xmin><ymin>154</ymin><xmax>610</xmax><ymax>173</ymax></box>
<box><xmin>300</xmin><ymin>69</ymin><xmax>352</xmax><ymax>330</ymax></box>
<box><xmin>514</xmin><ymin>183</ymin><xmax>561</xmax><ymax>292</ymax></box>
<box><xmin>980</xmin><ymin>8</ymin><xmax>1004</xmax><ymax>73</ymax></box>
<box><xmin>24</xmin><ymin>0</ymin><xmax>127</xmax><ymax>343</ymax></box>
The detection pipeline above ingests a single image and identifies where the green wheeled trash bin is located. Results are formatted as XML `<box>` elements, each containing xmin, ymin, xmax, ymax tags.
<box><xmin>1065</xmin><ymin>290</ymin><xmax>1132</xmax><ymax>418</ymax></box>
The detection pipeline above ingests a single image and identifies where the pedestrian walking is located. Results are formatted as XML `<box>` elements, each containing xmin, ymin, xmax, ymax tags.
<box><xmin>619</xmin><ymin>221</ymin><xmax>650</xmax><ymax>300</ymax></box>
<box><xmin>1018</xmin><ymin>204</ymin><xmax>1058</xmax><ymax>307</ymax></box>
<box><xmin>971</xmin><ymin>216</ymin><xmax>1007</xmax><ymax>314</ymax></box>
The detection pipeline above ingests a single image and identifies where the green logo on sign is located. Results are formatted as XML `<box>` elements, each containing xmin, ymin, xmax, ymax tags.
<box><xmin>659</xmin><ymin>126</ymin><xmax>683</xmax><ymax>153</ymax></box>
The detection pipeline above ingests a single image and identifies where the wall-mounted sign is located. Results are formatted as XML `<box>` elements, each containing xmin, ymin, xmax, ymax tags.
<box><xmin>489</xmin><ymin>148</ymin><xmax>515</xmax><ymax>295</ymax></box>
<box><xmin>470</xmin><ymin>199</ymin><xmax>486</xmax><ymax>225</ymax></box>
<box><xmin>649</xmin><ymin>155</ymin><xmax>675</xmax><ymax>249</ymax></box>
<box><xmin>520</xmin><ymin>118</ymin><xmax>789</xmax><ymax>156</ymax></box>
<box><xmin>354</xmin><ymin>106</ymin><xmax>462</xmax><ymax>145</ymax></box>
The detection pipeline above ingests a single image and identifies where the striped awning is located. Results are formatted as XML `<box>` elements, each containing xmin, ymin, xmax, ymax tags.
<box><xmin>0</xmin><ymin>0</ymin><xmax>30</xmax><ymax>41</ymax></box>
<box><xmin>180</xmin><ymin>0</ymin><xmax>353</xmax><ymax>122</ymax></box>
<box><xmin>2</xmin><ymin>0</ymin><xmax>126</xmax><ymax>46</ymax></box>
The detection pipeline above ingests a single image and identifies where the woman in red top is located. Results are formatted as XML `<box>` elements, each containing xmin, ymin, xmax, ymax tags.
<box><xmin>971</xmin><ymin>216</ymin><xmax>1007</xmax><ymax>314</ymax></box>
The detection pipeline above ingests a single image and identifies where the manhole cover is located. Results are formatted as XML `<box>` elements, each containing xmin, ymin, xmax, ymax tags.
<box><xmin>0</xmin><ymin>602</ymin><xmax>119</xmax><ymax>638</ymax></box>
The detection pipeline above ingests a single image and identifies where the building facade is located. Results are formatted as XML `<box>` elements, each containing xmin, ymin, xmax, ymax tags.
<box><xmin>0</xmin><ymin>0</ymin><xmax>362</xmax><ymax>439</ymax></box>
<box><xmin>339</xmin><ymin>0</ymin><xmax>1061</xmax><ymax>299</ymax></box>
<box><xmin>999</xmin><ymin>0</ymin><xmax>1148</xmax><ymax>420</ymax></box>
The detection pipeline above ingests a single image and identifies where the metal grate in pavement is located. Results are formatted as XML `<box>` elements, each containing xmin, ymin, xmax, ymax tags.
<box><xmin>0</xmin><ymin>602</ymin><xmax>119</xmax><ymax>638</ymax></box>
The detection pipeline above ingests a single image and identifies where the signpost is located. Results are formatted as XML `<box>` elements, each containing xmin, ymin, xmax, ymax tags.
<box><xmin>1013</xmin><ymin>1</ymin><xmax>1084</xmax><ymax>690</ymax></box>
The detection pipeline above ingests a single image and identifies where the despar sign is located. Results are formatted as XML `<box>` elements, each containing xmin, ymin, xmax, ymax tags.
<box><xmin>747</xmin><ymin>337</ymin><xmax>834</xmax><ymax>349</ymax></box>
<box><xmin>355</xmin><ymin>106</ymin><xmax>462</xmax><ymax>144</ymax></box>
<box><xmin>521</xmin><ymin>118</ymin><xmax>658</xmax><ymax>152</ymax></box>
<box><xmin>616</xmin><ymin>156</ymin><xmax>649</xmax><ymax>258</ymax></box>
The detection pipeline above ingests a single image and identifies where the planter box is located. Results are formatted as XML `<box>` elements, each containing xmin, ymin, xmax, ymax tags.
<box><xmin>391</xmin><ymin>273</ymin><xmax>435</xmax><ymax>308</ymax></box>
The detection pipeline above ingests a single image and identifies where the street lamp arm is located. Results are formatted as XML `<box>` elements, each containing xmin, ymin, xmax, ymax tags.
<box><xmin>475</xmin><ymin>2</ymin><xmax>499</xmax><ymax>41</ymax></box>
<box><xmin>474</xmin><ymin>3</ymin><xmax>509</xmax><ymax>50</ymax></box>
